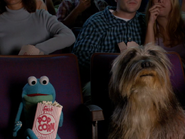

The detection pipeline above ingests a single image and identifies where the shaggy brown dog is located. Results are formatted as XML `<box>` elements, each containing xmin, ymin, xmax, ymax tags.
<box><xmin>108</xmin><ymin>44</ymin><xmax>185</xmax><ymax>139</ymax></box>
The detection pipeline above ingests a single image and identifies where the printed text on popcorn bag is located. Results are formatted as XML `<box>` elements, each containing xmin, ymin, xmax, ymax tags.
<box><xmin>32</xmin><ymin>103</ymin><xmax>62</xmax><ymax>139</ymax></box>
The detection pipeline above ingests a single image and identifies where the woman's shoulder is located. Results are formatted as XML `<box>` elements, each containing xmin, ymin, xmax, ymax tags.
<box><xmin>35</xmin><ymin>9</ymin><xmax>49</xmax><ymax>15</ymax></box>
<box><xmin>34</xmin><ymin>9</ymin><xmax>54</xmax><ymax>20</ymax></box>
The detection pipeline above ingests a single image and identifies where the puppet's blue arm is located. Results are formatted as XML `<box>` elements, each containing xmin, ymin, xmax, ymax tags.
<box><xmin>26</xmin><ymin>128</ymin><xmax>38</xmax><ymax>139</ymax></box>
<box><xmin>59</xmin><ymin>111</ymin><xmax>63</xmax><ymax>127</ymax></box>
<box><xmin>13</xmin><ymin>102</ymin><xmax>23</xmax><ymax>137</ymax></box>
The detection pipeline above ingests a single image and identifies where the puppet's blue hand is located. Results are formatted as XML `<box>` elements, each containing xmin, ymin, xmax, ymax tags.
<box><xmin>13</xmin><ymin>121</ymin><xmax>22</xmax><ymax>137</ymax></box>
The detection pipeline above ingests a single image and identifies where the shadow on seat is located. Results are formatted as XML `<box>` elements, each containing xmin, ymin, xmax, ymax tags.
<box><xmin>0</xmin><ymin>54</ymin><xmax>90</xmax><ymax>139</ymax></box>
<box><xmin>90</xmin><ymin>52</ymin><xmax>185</xmax><ymax>139</ymax></box>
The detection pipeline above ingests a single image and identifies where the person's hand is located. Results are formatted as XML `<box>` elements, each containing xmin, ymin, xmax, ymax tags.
<box><xmin>148</xmin><ymin>3</ymin><xmax>165</xmax><ymax>25</ymax></box>
<box><xmin>127</xmin><ymin>41</ymin><xmax>139</xmax><ymax>48</ymax></box>
<box><xmin>76</xmin><ymin>0</ymin><xmax>91</xmax><ymax>13</ymax></box>
<box><xmin>18</xmin><ymin>45</ymin><xmax>44</xmax><ymax>55</ymax></box>
<box><xmin>118</xmin><ymin>41</ymin><xmax>139</xmax><ymax>53</ymax></box>
<box><xmin>118</xmin><ymin>42</ymin><xmax>127</xmax><ymax>53</ymax></box>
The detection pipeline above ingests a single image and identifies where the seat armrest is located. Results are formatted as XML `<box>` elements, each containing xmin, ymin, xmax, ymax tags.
<box><xmin>86</xmin><ymin>104</ymin><xmax>104</xmax><ymax>139</ymax></box>
<box><xmin>86</xmin><ymin>104</ymin><xmax>104</xmax><ymax>121</ymax></box>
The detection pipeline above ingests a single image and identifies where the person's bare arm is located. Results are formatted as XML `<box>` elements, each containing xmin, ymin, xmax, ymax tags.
<box><xmin>62</xmin><ymin>0</ymin><xmax>91</xmax><ymax>28</ymax></box>
<box><xmin>145</xmin><ymin>23</ymin><xmax>155</xmax><ymax>45</ymax></box>
<box><xmin>145</xmin><ymin>4</ymin><xmax>163</xmax><ymax>45</ymax></box>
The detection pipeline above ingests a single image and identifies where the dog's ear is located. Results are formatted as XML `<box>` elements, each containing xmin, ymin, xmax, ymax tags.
<box><xmin>109</xmin><ymin>50</ymin><xmax>136</xmax><ymax>103</ymax></box>
<box><xmin>109</xmin><ymin>76</ymin><xmax>122</xmax><ymax>104</ymax></box>
<box><xmin>109</xmin><ymin>59</ymin><xmax>124</xmax><ymax>104</ymax></box>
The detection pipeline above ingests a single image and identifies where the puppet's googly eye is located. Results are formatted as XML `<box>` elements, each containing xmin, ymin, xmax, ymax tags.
<box><xmin>40</xmin><ymin>76</ymin><xmax>49</xmax><ymax>85</ymax></box>
<box><xmin>28</xmin><ymin>76</ymin><xmax>37</xmax><ymax>86</ymax></box>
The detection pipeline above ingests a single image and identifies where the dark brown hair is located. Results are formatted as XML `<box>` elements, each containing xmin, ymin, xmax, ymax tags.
<box><xmin>0</xmin><ymin>0</ymin><xmax>36</xmax><ymax>14</ymax></box>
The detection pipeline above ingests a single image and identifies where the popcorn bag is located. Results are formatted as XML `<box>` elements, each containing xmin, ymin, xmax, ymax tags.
<box><xmin>32</xmin><ymin>101</ymin><xmax>63</xmax><ymax>139</ymax></box>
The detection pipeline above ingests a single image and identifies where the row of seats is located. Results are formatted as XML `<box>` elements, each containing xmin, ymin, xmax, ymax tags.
<box><xmin>0</xmin><ymin>52</ymin><xmax>185</xmax><ymax>139</ymax></box>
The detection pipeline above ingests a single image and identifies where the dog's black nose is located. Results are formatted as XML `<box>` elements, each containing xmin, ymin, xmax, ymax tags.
<box><xmin>141</xmin><ymin>61</ymin><xmax>153</xmax><ymax>68</ymax></box>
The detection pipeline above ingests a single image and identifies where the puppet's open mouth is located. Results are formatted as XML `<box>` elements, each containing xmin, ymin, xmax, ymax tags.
<box><xmin>27</xmin><ymin>94</ymin><xmax>48</xmax><ymax>97</ymax></box>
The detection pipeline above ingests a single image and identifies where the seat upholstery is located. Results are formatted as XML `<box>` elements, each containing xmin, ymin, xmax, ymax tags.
<box><xmin>0</xmin><ymin>54</ymin><xmax>87</xmax><ymax>139</ymax></box>
<box><xmin>90</xmin><ymin>52</ymin><xmax>185</xmax><ymax>139</ymax></box>
<box><xmin>168</xmin><ymin>52</ymin><xmax>185</xmax><ymax>108</ymax></box>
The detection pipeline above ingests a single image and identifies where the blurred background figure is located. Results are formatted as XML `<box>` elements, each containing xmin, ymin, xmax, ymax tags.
<box><xmin>44</xmin><ymin>0</ymin><xmax>58</xmax><ymax>15</ymax></box>
<box><xmin>56</xmin><ymin>0</ymin><xmax>108</xmax><ymax>29</ymax></box>
<box><xmin>36</xmin><ymin>0</ymin><xmax>57</xmax><ymax>15</ymax></box>
<box><xmin>52</xmin><ymin>0</ymin><xmax>62</xmax><ymax>12</ymax></box>
<box><xmin>181</xmin><ymin>0</ymin><xmax>185</xmax><ymax>19</ymax></box>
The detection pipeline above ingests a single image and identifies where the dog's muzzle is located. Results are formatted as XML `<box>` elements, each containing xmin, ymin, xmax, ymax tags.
<box><xmin>139</xmin><ymin>61</ymin><xmax>155</xmax><ymax>77</ymax></box>
<box><xmin>141</xmin><ymin>61</ymin><xmax>154</xmax><ymax>69</ymax></box>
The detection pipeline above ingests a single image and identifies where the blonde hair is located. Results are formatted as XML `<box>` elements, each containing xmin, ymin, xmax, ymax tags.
<box><xmin>146</xmin><ymin>0</ymin><xmax>185</xmax><ymax>47</ymax></box>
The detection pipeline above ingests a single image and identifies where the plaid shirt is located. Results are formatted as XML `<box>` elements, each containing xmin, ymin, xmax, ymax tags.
<box><xmin>56</xmin><ymin>0</ymin><xmax>108</xmax><ymax>27</ymax></box>
<box><xmin>72</xmin><ymin>6</ymin><xmax>146</xmax><ymax>71</ymax></box>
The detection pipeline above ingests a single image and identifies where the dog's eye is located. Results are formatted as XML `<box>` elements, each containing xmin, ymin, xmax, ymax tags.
<box><xmin>148</xmin><ymin>50</ymin><xmax>156</xmax><ymax>56</ymax></box>
<box><xmin>129</xmin><ymin>50</ymin><xmax>136</xmax><ymax>58</ymax></box>
<box><xmin>122</xmin><ymin>50</ymin><xmax>136</xmax><ymax>64</ymax></box>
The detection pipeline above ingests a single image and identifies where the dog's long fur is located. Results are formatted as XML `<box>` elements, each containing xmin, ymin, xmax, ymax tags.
<box><xmin>108</xmin><ymin>44</ymin><xmax>185</xmax><ymax>139</ymax></box>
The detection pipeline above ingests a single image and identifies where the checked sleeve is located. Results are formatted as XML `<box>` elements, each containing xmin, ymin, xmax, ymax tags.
<box><xmin>72</xmin><ymin>21</ymin><xmax>102</xmax><ymax>70</ymax></box>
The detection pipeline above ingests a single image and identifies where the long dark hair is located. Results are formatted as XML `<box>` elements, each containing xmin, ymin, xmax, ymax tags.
<box><xmin>0</xmin><ymin>0</ymin><xmax>36</xmax><ymax>14</ymax></box>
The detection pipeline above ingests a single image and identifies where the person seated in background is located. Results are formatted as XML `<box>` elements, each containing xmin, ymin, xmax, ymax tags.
<box><xmin>72</xmin><ymin>0</ymin><xmax>146</xmax><ymax>103</ymax></box>
<box><xmin>56</xmin><ymin>0</ymin><xmax>108</xmax><ymax>29</ymax></box>
<box><xmin>44</xmin><ymin>0</ymin><xmax>57</xmax><ymax>15</ymax></box>
<box><xmin>145</xmin><ymin>0</ymin><xmax>185</xmax><ymax>66</ymax></box>
<box><xmin>52</xmin><ymin>0</ymin><xmax>62</xmax><ymax>12</ymax></box>
<box><xmin>0</xmin><ymin>0</ymin><xmax>75</xmax><ymax>55</ymax></box>
<box><xmin>36</xmin><ymin>0</ymin><xmax>57</xmax><ymax>15</ymax></box>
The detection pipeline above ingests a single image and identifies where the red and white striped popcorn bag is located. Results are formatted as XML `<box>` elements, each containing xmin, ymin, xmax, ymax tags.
<box><xmin>32</xmin><ymin>101</ymin><xmax>63</xmax><ymax>139</ymax></box>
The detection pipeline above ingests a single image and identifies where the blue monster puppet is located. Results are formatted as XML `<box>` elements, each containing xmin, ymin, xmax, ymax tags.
<box><xmin>13</xmin><ymin>76</ymin><xmax>63</xmax><ymax>139</ymax></box>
